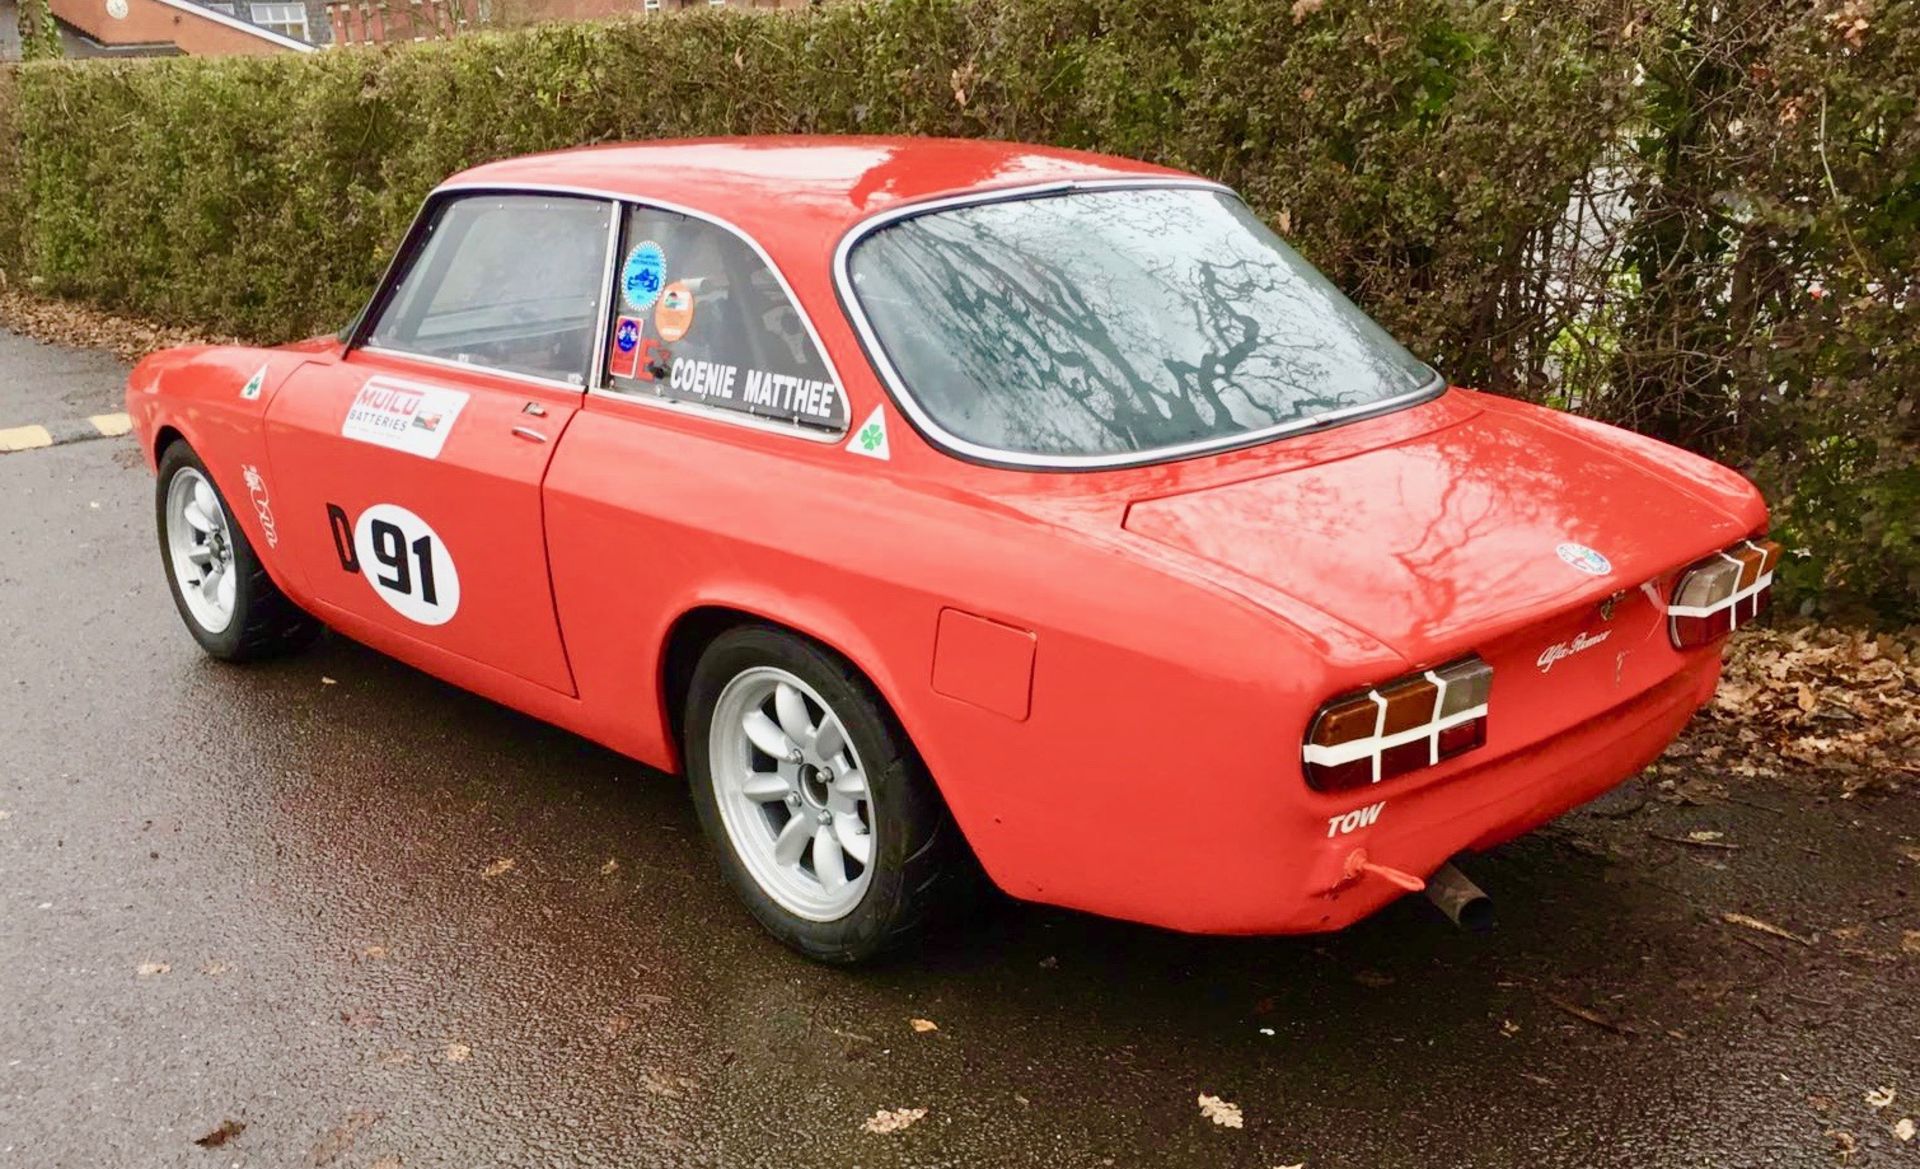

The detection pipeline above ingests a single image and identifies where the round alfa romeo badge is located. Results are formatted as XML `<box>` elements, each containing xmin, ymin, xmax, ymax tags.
<box><xmin>621</xmin><ymin>241</ymin><xmax>667</xmax><ymax>312</ymax></box>
<box><xmin>1556</xmin><ymin>541</ymin><xmax>1613</xmax><ymax>576</ymax></box>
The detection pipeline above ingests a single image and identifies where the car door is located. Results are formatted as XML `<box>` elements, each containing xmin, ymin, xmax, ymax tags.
<box><xmin>264</xmin><ymin>191</ymin><xmax>617</xmax><ymax>695</ymax></box>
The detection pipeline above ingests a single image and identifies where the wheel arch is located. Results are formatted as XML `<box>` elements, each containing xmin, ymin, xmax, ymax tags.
<box><xmin>655</xmin><ymin>600</ymin><xmax>925</xmax><ymax>784</ymax></box>
<box><xmin>153</xmin><ymin>424</ymin><xmax>187</xmax><ymax>462</ymax></box>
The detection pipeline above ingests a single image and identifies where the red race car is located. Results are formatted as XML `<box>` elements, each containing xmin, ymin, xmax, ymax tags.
<box><xmin>128</xmin><ymin>138</ymin><xmax>1778</xmax><ymax>961</ymax></box>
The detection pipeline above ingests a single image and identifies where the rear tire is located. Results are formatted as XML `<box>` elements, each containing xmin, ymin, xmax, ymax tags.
<box><xmin>685</xmin><ymin>625</ymin><xmax>966</xmax><ymax>963</ymax></box>
<box><xmin>156</xmin><ymin>441</ymin><xmax>321</xmax><ymax>662</ymax></box>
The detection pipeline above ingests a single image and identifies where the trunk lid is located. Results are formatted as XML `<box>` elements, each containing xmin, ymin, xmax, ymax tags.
<box><xmin>1120</xmin><ymin>401</ymin><xmax>1756</xmax><ymax>663</ymax></box>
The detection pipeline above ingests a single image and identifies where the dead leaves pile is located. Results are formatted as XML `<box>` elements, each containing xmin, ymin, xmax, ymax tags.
<box><xmin>0</xmin><ymin>284</ymin><xmax>230</xmax><ymax>364</ymax></box>
<box><xmin>1679</xmin><ymin>622</ymin><xmax>1919</xmax><ymax>797</ymax></box>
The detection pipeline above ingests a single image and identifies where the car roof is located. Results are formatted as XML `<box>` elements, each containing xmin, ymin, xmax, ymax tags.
<box><xmin>442</xmin><ymin>136</ymin><xmax>1199</xmax><ymax>242</ymax></box>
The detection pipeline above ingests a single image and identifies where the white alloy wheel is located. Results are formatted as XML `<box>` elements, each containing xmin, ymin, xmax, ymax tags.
<box><xmin>164</xmin><ymin>467</ymin><xmax>237</xmax><ymax>635</ymax></box>
<box><xmin>708</xmin><ymin>666</ymin><xmax>876</xmax><ymax>921</ymax></box>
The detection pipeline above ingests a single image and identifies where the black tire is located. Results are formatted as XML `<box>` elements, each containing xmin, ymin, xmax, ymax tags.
<box><xmin>156</xmin><ymin>441</ymin><xmax>322</xmax><ymax>662</ymax></box>
<box><xmin>685</xmin><ymin>625</ymin><xmax>968</xmax><ymax>963</ymax></box>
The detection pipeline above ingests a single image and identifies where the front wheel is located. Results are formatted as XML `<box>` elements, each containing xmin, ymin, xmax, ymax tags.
<box><xmin>156</xmin><ymin>441</ymin><xmax>320</xmax><ymax>661</ymax></box>
<box><xmin>685</xmin><ymin>626</ymin><xmax>967</xmax><ymax>963</ymax></box>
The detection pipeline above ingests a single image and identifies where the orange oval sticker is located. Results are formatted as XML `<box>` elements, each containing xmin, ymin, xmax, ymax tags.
<box><xmin>655</xmin><ymin>281</ymin><xmax>695</xmax><ymax>343</ymax></box>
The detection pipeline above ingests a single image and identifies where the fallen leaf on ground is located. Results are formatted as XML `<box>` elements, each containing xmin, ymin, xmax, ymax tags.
<box><xmin>443</xmin><ymin>1043</ymin><xmax>471</xmax><ymax>1063</ymax></box>
<box><xmin>320</xmin><ymin>676</ymin><xmax>337</xmax><ymax>686</ymax></box>
<box><xmin>1903</xmin><ymin>931</ymin><xmax>1920</xmax><ymax>956</ymax></box>
<box><xmin>1547</xmin><ymin>997</ymin><xmax>1637</xmax><ymax>1036</ymax></box>
<box><xmin>1501</xmin><ymin>1019</ymin><xmax>1521</xmax><ymax>1037</ymax></box>
<box><xmin>600</xmin><ymin>858</ymin><xmax>619</xmax><ymax>875</ymax></box>
<box><xmin>361</xmin><ymin>945</ymin><xmax>387</xmax><ymax>960</ymax></box>
<box><xmin>308</xmin><ymin>1108</ymin><xmax>380</xmax><ymax>1166</ymax></box>
<box><xmin>1894</xmin><ymin>1118</ymin><xmax>1915</xmax><ymax>1142</ymax></box>
<box><xmin>1722</xmin><ymin>911</ymin><xmax>1814</xmax><ymax>946</ymax></box>
<box><xmin>641</xmin><ymin>1068</ymin><xmax>697</xmax><ymax>1099</ymax></box>
<box><xmin>1687</xmin><ymin>830</ymin><xmax>1726</xmax><ymax>843</ymax></box>
<box><xmin>481</xmin><ymin>858</ymin><xmax>515</xmax><ymax>879</ymax></box>
<box><xmin>0</xmin><ymin>810</ymin><xmax>11</xmax><ymax>820</ymax></box>
<box><xmin>137</xmin><ymin>962</ymin><xmax>170</xmax><ymax>977</ymax></box>
<box><xmin>193</xmin><ymin>1119</ymin><xmax>245</xmax><ymax>1147</ymax></box>
<box><xmin>369</xmin><ymin>1157</ymin><xmax>404</xmax><ymax>1169</ymax></box>
<box><xmin>1867</xmin><ymin>1086</ymin><xmax>1896</xmax><ymax>1109</ymax></box>
<box><xmin>1899</xmin><ymin>845</ymin><xmax>1920</xmax><ymax>864</ymax></box>
<box><xmin>200</xmin><ymin>961</ymin><xmax>229</xmax><ymax>976</ymax></box>
<box><xmin>862</xmin><ymin>1107</ymin><xmax>927</xmax><ymax>1135</ymax></box>
<box><xmin>1198</xmin><ymin>1093</ymin><xmax>1244</xmax><ymax>1128</ymax></box>
<box><xmin>377</xmin><ymin>1050</ymin><xmax>413</xmax><ymax>1067</ymax></box>
<box><xmin>910</xmin><ymin>1018</ymin><xmax>938</xmax><ymax>1033</ymax></box>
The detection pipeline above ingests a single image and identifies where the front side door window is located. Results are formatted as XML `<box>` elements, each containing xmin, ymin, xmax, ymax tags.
<box><xmin>368</xmin><ymin>194</ymin><xmax>613</xmax><ymax>386</ymax></box>
<box><xmin>263</xmin><ymin>191</ymin><xmax>612</xmax><ymax>695</ymax></box>
<box><xmin>599</xmin><ymin>205</ymin><xmax>847</xmax><ymax>434</ymax></box>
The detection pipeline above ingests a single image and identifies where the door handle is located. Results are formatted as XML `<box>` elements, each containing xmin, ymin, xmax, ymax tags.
<box><xmin>511</xmin><ymin>425</ymin><xmax>548</xmax><ymax>444</ymax></box>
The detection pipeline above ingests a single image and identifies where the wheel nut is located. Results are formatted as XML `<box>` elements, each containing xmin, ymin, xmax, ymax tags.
<box><xmin>818</xmin><ymin>810</ymin><xmax>833</xmax><ymax>825</ymax></box>
<box><xmin>817</xmin><ymin>766</ymin><xmax>832</xmax><ymax>782</ymax></box>
<box><xmin>788</xmin><ymin>749</ymin><xmax>804</xmax><ymax>763</ymax></box>
<box><xmin>785</xmin><ymin>793</ymin><xmax>801</xmax><ymax>808</ymax></box>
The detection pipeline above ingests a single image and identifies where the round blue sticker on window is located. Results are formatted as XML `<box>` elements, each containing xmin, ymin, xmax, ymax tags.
<box><xmin>614</xmin><ymin>317</ymin><xmax>640</xmax><ymax>353</ymax></box>
<box><xmin>621</xmin><ymin>242</ymin><xmax>667</xmax><ymax>312</ymax></box>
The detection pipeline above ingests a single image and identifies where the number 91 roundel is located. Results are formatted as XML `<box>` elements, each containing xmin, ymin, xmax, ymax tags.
<box><xmin>327</xmin><ymin>501</ymin><xmax>461</xmax><ymax>626</ymax></box>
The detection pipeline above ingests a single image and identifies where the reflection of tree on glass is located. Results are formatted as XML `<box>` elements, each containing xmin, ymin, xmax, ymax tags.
<box><xmin>848</xmin><ymin>187</ymin><xmax>1439</xmax><ymax>461</ymax></box>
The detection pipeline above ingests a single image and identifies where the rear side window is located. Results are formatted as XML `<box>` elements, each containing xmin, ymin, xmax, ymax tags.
<box><xmin>367</xmin><ymin>194</ymin><xmax>613</xmax><ymax>385</ymax></box>
<box><xmin>600</xmin><ymin>205</ymin><xmax>846</xmax><ymax>434</ymax></box>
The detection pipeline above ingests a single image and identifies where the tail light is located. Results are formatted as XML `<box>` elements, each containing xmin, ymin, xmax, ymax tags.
<box><xmin>1302</xmin><ymin>657</ymin><xmax>1493</xmax><ymax>792</ymax></box>
<box><xmin>1669</xmin><ymin>538</ymin><xmax>1780</xmax><ymax>648</ymax></box>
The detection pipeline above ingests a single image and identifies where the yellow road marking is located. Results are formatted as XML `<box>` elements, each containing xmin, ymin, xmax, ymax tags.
<box><xmin>89</xmin><ymin>412</ymin><xmax>132</xmax><ymax>437</ymax></box>
<box><xmin>0</xmin><ymin>424</ymin><xmax>55</xmax><ymax>452</ymax></box>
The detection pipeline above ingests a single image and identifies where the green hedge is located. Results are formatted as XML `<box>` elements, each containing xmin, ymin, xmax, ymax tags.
<box><xmin>0</xmin><ymin>0</ymin><xmax>1913</xmax><ymax>619</ymax></box>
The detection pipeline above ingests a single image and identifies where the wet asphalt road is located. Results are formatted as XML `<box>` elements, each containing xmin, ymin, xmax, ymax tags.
<box><xmin>3</xmin><ymin>328</ymin><xmax>1918</xmax><ymax>1168</ymax></box>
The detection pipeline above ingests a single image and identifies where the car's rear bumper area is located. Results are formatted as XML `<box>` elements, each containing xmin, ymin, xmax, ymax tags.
<box><xmin>1237</xmin><ymin>655</ymin><xmax>1721</xmax><ymax>935</ymax></box>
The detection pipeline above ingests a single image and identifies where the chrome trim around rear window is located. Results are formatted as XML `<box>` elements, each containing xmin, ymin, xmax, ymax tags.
<box><xmin>831</xmin><ymin>177</ymin><xmax>1447</xmax><ymax>471</ymax></box>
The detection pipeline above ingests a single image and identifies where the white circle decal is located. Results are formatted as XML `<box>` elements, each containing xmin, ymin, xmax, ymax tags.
<box><xmin>1555</xmin><ymin>541</ymin><xmax>1613</xmax><ymax>577</ymax></box>
<box><xmin>352</xmin><ymin>503</ymin><xmax>460</xmax><ymax>625</ymax></box>
<box><xmin>106</xmin><ymin>0</ymin><xmax>128</xmax><ymax>18</ymax></box>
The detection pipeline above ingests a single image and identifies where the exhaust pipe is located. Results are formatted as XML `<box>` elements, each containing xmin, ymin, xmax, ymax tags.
<box><xmin>1424</xmin><ymin>862</ymin><xmax>1494</xmax><ymax>933</ymax></box>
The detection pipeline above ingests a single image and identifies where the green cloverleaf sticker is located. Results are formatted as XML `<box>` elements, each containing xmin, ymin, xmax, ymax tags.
<box><xmin>846</xmin><ymin>406</ymin><xmax>890</xmax><ymax>461</ymax></box>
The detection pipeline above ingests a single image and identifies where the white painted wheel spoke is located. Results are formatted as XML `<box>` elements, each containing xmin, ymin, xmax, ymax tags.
<box><xmin>772</xmin><ymin>814</ymin><xmax>812</xmax><ymax>866</ymax></box>
<box><xmin>183</xmin><ymin>502</ymin><xmax>214</xmax><ymax>533</ymax></box>
<box><xmin>215</xmin><ymin>566</ymin><xmax>236</xmax><ymax>612</ymax></box>
<box><xmin>193</xmin><ymin>481</ymin><xmax>219</xmax><ymax>524</ymax></box>
<box><xmin>832</xmin><ymin>767</ymin><xmax>868</xmax><ymax>799</ymax></box>
<box><xmin>773</xmin><ymin>682</ymin><xmax>813</xmax><ymax>747</ymax></box>
<box><xmin>743</xmin><ymin>709</ymin><xmax>795</xmax><ymax>760</ymax></box>
<box><xmin>199</xmin><ymin>563</ymin><xmax>224</xmax><ymax>605</ymax></box>
<box><xmin>185</xmin><ymin>544</ymin><xmax>214</xmax><ymax>565</ymax></box>
<box><xmin>741</xmin><ymin>773</ymin><xmax>791</xmax><ymax>803</ymax></box>
<box><xmin>813</xmin><ymin>826</ymin><xmax>847</xmax><ymax>892</ymax></box>
<box><xmin>834</xmin><ymin>816</ymin><xmax>872</xmax><ymax>867</ymax></box>
<box><xmin>811</xmin><ymin>714</ymin><xmax>846</xmax><ymax>762</ymax></box>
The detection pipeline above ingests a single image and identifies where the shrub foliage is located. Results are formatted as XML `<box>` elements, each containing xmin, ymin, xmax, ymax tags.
<box><xmin>0</xmin><ymin>0</ymin><xmax>1911</xmax><ymax>618</ymax></box>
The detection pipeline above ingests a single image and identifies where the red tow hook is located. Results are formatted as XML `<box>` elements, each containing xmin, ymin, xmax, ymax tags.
<box><xmin>1341</xmin><ymin>848</ymin><xmax>1426</xmax><ymax>893</ymax></box>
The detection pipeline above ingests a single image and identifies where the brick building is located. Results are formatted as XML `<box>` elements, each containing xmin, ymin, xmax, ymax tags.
<box><xmin>2</xmin><ymin>0</ymin><xmax>320</xmax><ymax>57</ymax></box>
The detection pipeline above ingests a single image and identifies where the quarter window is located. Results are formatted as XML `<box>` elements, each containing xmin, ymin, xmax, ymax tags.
<box><xmin>367</xmin><ymin>194</ymin><xmax>613</xmax><ymax>386</ymax></box>
<box><xmin>600</xmin><ymin>205</ymin><xmax>845</xmax><ymax>433</ymax></box>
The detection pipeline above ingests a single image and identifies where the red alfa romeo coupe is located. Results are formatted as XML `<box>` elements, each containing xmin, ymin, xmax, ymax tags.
<box><xmin>128</xmin><ymin>138</ymin><xmax>1778</xmax><ymax>961</ymax></box>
